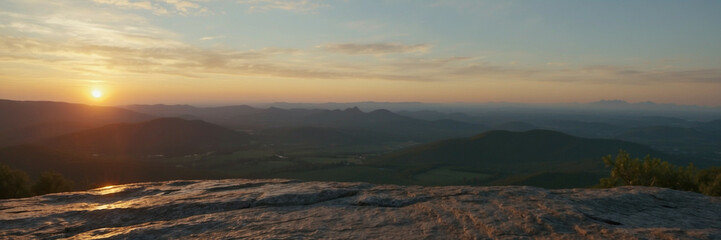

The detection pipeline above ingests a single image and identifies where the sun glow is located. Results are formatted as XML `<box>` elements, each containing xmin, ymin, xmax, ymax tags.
<box><xmin>91</xmin><ymin>89</ymin><xmax>103</xmax><ymax>98</ymax></box>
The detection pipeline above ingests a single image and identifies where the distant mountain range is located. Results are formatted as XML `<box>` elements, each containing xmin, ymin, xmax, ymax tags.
<box><xmin>124</xmin><ymin>104</ymin><xmax>486</xmax><ymax>142</ymax></box>
<box><xmin>1</xmin><ymin>99</ymin><xmax>719</xmax><ymax>190</ymax></box>
<box><xmin>263</xmin><ymin>100</ymin><xmax>721</xmax><ymax>113</ymax></box>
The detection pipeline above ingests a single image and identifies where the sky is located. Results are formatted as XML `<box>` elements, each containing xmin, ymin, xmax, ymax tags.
<box><xmin>1</xmin><ymin>0</ymin><xmax>721</xmax><ymax>106</ymax></box>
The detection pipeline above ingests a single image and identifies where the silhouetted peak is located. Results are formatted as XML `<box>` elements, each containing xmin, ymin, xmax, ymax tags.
<box><xmin>266</xmin><ymin>107</ymin><xmax>289</xmax><ymax>113</ymax></box>
<box><xmin>369</xmin><ymin>109</ymin><xmax>394</xmax><ymax>116</ymax></box>
<box><xmin>491</xmin><ymin>121</ymin><xmax>537</xmax><ymax>131</ymax></box>
<box><xmin>592</xmin><ymin>99</ymin><xmax>629</xmax><ymax>105</ymax></box>
<box><xmin>145</xmin><ymin>117</ymin><xmax>202</xmax><ymax>125</ymax></box>
<box><xmin>344</xmin><ymin>107</ymin><xmax>363</xmax><ymax>113</ymax></box>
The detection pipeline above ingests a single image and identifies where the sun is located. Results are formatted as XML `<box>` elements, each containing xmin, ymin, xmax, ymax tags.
<box><xmin>91</xmin><ymin>89</ymin><xmax>103</xmax><ymax>99</ymax></box>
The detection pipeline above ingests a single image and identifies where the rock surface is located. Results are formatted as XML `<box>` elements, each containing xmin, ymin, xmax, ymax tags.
<box><xmin>1</xmin><ymin>179</ymin><xmax>720</xmax><ymax>239</ymax></box>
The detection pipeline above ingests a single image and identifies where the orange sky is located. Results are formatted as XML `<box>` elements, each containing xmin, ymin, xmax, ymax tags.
<box><xmin>2</xmin><ymin>1</ymin><xmax>721</xmax><ymax>106</ymax></box>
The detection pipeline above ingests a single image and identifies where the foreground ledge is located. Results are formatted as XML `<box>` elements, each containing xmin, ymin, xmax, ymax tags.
<box><xmin>1</xmin><ymin>179</ymin><xmax>720</xmax><ymax>239</ymax></box>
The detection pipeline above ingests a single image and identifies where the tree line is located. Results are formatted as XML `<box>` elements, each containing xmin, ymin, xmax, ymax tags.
<box><xmin>0</xmin><ymin>164</ymin><xmax>73</xmax><ymax>199</ymax></box>
<box><xmin>3</xmin><ymin>150</ymin><xmax>720</xmax><ymax>199</ymax></box>
<box><xmin>600</xmin><ymin>150</ymin><xmax>721</xmax><ymax>196</ymax></box>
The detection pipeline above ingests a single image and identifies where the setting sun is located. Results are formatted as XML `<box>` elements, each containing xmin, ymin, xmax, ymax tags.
<box><xmin>91</xmin><ymin>90</ymin><xmax>103</xmax><ymax>99</ymax></box>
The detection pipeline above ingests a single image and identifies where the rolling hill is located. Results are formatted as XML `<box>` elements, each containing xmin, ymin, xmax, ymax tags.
<box><xmin>0</xmin><ymin>99</ymin><xmax>153</xmax><ymax>146</ymax></box>
<box><xmin>369</xmin><ymin>130</ymin><xmax>678</xmax><ymax>188</ymax></box>
<box><xmin>381</xmin><ymin>130</ymin><xmax>671</xmax><ymax>166</ymax></box>
<box><xmin>40</xmin><ymin>118</ymin><xmax>252</xmax><ymax>157</ymax></box>
<box><xmin>256</xmin><ymin>127</ymin><xmax>380</xmax><ymax>146</ymax></box>
<box><xmin>615</xmin><ymin>126</ymin><xmax>721</xmax><ymax>165</ymax></box>
<box><xmin>617</xmin><ymin>126</ymin><xmax>718</xmax><ymax>144</ymax></box>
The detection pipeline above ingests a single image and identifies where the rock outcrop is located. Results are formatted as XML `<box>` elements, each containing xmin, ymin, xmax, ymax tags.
<box><xmin>1</xmin><ymin>179</ymin><xmax>720</xmax><ymax>239</ymax></box>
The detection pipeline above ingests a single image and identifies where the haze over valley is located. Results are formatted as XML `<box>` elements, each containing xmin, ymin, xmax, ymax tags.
<box><xmin>1</xmin><ymin>99</ymin><xmax>720</xmax><ymax>190</ymax></box>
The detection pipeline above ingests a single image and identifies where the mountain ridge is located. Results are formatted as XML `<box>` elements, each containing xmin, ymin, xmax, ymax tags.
<box><xmin>0</xmin><ymin>99</ymin><xmax>153</xmax><ymax>146</ymax></box>
<box><xmin>40</xmin><ymin>117</ymin><xmax>251</xmax><ymax>157</ymax></box>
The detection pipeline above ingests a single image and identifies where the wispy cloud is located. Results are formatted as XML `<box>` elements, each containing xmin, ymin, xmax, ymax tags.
<box><xmin>1</xmin><ymin>1</ymin><xmax>720</xmax><ymax>89</ymax></box>
<box><xmin>569</xmin><ymin>65</ymin><xmax>721</xmax><ymax>84</ymax></box>
<box><xmin>200</xmin><ymin>35</ymin><xmax>225</xmax><ymax>41</ymax></box>
<box><xmin>320</xmin><ymin>43</ymin><xmax>431</xmax><ymax>55</ymax></box>
<box><xmin>546</xmin><ymin>62</ymin><xmax>569</xmax><ymax>67</ymax></box>
<box><xmin>0</xmin><ymin>22</ymin><xmax>54</xmax><ymax>34</ymax></box>
<box><xmin>0</xmin><ymin>9</ymin><xmax>182</xmax><ymax>49</ymax></box>
<box><xmin>237</xmin><ymin>0</ymin><xmax>327</xmax><ymax>13</ymax></box>
<box><xmin>91</xmin><ymin>0</ymin><xmax>209</xmax><ymax>15</ymax></box>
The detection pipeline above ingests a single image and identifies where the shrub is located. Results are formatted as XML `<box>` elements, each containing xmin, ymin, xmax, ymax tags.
<box><xmin>600</xmin><ymin>150</ymin><xmax>721</xmax><ymax>196</ymax></box>
<box><xmin>0</xmin><ymin>164</ymin><xmax>31</xmax><ymax>199</ymax></box>
<box><xmin>31</xmin><ymin>171</ymin><xmax>74</xmax><ymax>195</ymax></box>
<box><xmin>696</xmin><ymin>167</ymin><xmax>721</xmax><ymax>196</ymax></box>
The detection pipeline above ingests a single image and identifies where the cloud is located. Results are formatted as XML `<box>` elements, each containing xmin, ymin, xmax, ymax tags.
<box><xmin>546</xmin><ymin>62</ymin><xmax>569</xmax><ymax>67</ymax></box>
<box><xmin>160</xmin><ymin>0</ymin><xmax>205</xmax><ymax>14</ymax></box>
<box><xmin>575</xmin><ymin>66</ymin><xmax>721</xmax><ymax>84</ymax></box>
<box><xmin>5</xmin><ymin>26</ymin><xmax>720</xmax><ymax>85</ymax></box>
<box><xmin>237</xmin><ymin>0</ymin><xmax>327</xmax><ymax>13</ymax></box>
<box><xmin>390</xmin><ymin>56</ymin><xmax>473</xmax><ymax>68</ymax></box>
<box><xmin>2</xmin><ymin>2</ymin><xmax>720</xmax><ymax>87</ymax></box>
<box><xmin>0</xmin><ymin>32</ymin><xmax>446</xmax><ymax>83</ymax></box>
<box><xmin>200</xmin><ymin>35</ymin><xmax>225</xmax><ymax>41</ymax></box>
<box><xmin>91</xmin><ymin>0</ymin><xmax>209</xmax><ymax>15</ymax></box>
<box><xmin>320</xmin><ymin>43</ymin><xmax>431</xmax><ymax>55</ymax></box>
<box><xmin>0</xmin><ymin>22</ymin><xmax>54</xmax><ymax>34</ymax></box>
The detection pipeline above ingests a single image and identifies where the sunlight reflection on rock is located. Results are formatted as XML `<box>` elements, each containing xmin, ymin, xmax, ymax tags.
<box><xmin>2</xmin><ymin>179</ymin><xmax>720</xmax><ymax>239</ymax></box>
<box><xmin>92</xmin><ymin>185</ymin><xmax>127</xmax><ymax>195</ymax></box>
<box><xmin>93</xmin><ymin>200</ymin><xmax>134</xmax><ymax>210</ymax></box>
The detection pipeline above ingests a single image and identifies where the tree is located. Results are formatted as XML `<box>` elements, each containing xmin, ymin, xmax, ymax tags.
<box><xmin>600</xmin><ymin>150</ymin><xmax>697</xmax><ymax>192</ymax></box>
<box><xmin>31</xmin><ymin>171</ymin><xmax>74</xmax><ymax>195</ymax></box>
<box><xmin>697</xmin><ymin>167</ymin><xmax>721</xmax><ymax>196</ymax></box>
<box><xmin>0</xmin><ymin>164</ymin><xmax>31</xmax><ymax>199</ymax></box>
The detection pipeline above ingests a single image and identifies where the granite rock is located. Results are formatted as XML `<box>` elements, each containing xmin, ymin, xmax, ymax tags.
<box><xmin>1</xmin><ymin>179</ymin><xmax>720</xmax><ymax>239</ymax></box>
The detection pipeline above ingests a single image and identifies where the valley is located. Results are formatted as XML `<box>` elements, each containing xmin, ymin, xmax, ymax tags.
<box><xmin>2</xmin><ymin>99</ymin><xmax>719</xmax><ymax>191</ymax></box>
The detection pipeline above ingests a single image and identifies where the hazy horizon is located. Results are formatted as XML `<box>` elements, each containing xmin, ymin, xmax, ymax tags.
<box><xmin>5</xmin><ymin>98</ymin><xmax>721</xmax><ymax>110</ymax></box>
<box><xmin>2</xmin><ymin>1</ymin><xmax>721</xmax><ymax>106</ymax></box>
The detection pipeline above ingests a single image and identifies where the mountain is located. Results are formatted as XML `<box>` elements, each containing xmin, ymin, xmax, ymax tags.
<box><xmin>694</xmin><ymin>119</ymin><xmax>721</xmax><ymax>133</ymax></box>
<box><xmin>0</xmin><ymin>99</ymin><xmax>153</xmax><ymax>146</ymax></box>
<box><xmin>124</xmin><ymin>104</ymin><xmax>486</xmax><ymax>142</ymax></box>
<box><xmin>489</xmin><ymin>121</ymin><xmax>538</xmax><ymax>131</ymax></box>
<box><xmin>1</xmin><ymin>179</ymin><xmax>719</xmax><ymax>239</ymax></box>
<box><xmin>615</xmin><ymin>126</ymin><xmax>721</xmax><ymax>165</ymax></box>
<box><xmin>122</xmin><ymin>104</ymin><xmax>263</xmax><ymax>125</ymax></box>
<box><xmin>257</xmin><ymin>127</ymin><xmax>379</xmax><ymax>146</ymax></box>
<box><xmin>40</xmin><ymin>118</ymin><xmax>251</xmax><ymax>157</ymax></box>
<box><xmin>617</xmin><ymin>126</ymin><xmax>718</xmax><ymax>143</ymax></box>
<box><xmin>382</xmin><ymin>130</ymin><xmax>670</xmax><ymax>166</ymax></box>
<box><xmin>375</xmin><ymin>130</ymin><xmax>675</xmax><ymax>188</ymax></box>
<box><xmin>291</xmin><ymin>108</ymin><xmax>485</xmax><ymax>142</ymax></box>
